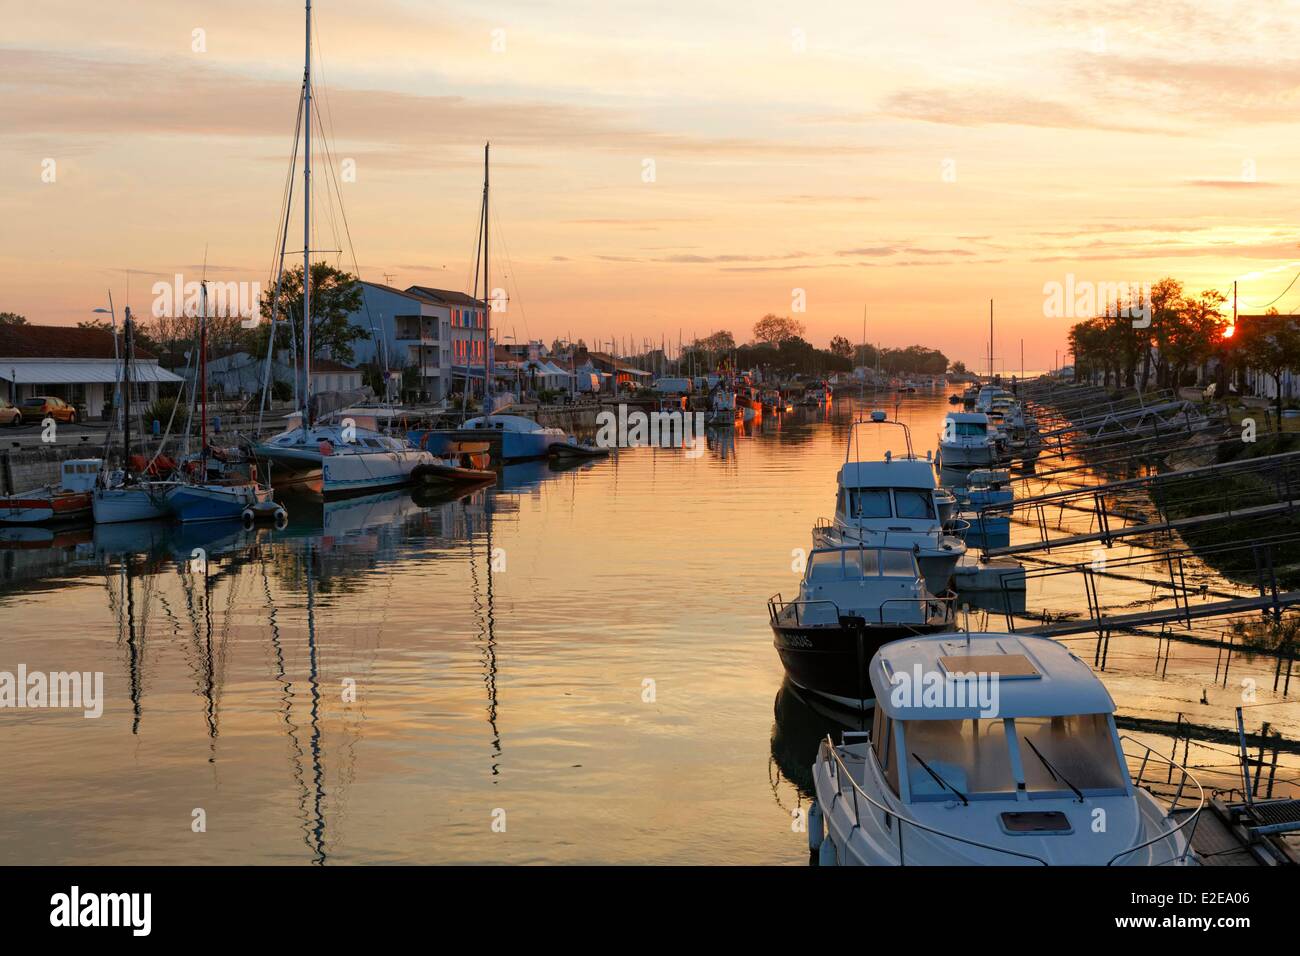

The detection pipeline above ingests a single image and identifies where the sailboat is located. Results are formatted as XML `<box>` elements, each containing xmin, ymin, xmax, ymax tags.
<box><xmin>253</xmin><ymin>0</ymin><xmax>434</xmax><ymax>496</ymax></box>
<box><xmin>167</xmin><ymin>284</ymin><xmax>274</xmax><ymax>521</ymax></box>
<box><xmin>92</xmin><ymin>306</ymin><xmax>180</xmax><ymax>524</ymax></box>
<box><xmin>407</xmin><ymin>144</ymin><xmax>569</xmax><ymax>462</ymax></box>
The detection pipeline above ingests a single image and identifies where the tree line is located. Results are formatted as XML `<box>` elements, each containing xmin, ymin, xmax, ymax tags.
<box><xmin>681</xmin><ymin>314</ymin><xmax>949</xmax><ymax>377</ymax></box>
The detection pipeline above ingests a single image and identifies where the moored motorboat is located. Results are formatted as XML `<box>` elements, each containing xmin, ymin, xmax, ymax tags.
<box><xmin>0</xmin><ymin>458</ymin><xmax>99</xmax><ymax>525</ymax></box>
<box><xmin>411</xmin><ymin>440</ymin><xmax>497</xmax><ymax>486</ymax></box>
<box><xmin>811</xmin><ymin>632</ymin><xmax>1203</xmax><ymax>866</ymax></box>
<box><xmin>813</xmin><ymin>410</ymin><xmax>967</xmax><ymax>595</ymax></box>
<box><xmin>938</xmin><ymin>411</ymin><xmax>998</xmax><ymax>469</ymax></box>
<box><xmin>769</xmin><ymin>543</ymin><xmax>954</xmax><ymax>710</ymax></box>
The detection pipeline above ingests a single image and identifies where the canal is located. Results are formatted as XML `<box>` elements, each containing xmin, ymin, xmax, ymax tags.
<box><xmin>0</xmin><ymin>390</ymin><xmax>1295</xmax><ymax>863</ymax></box>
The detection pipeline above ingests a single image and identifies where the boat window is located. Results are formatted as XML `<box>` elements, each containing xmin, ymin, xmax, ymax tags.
<box><xmin>954</xmin><ymin>422</ymin><xmax>987</xmax><ymax>437</ymax></box>
<box><xmin>1015</xmin><ymin>714</ymin><xmax>1127</xmax><ymax>794</ymax></box>
<box><xmin>848</xmin><ymin>488</ymin><xmax>892</xmax><ymax>518</ymax></box>
<box><xmin>879</xmin><ymin>550</ymin><xmax>916</xmax><ymax>577</ymax></box>
<box><xmin>853</xmin><ymin>549</ymin><xmax>880</xmax><ymax>576</ymax></box>
<box><xmin>894</xmin><ymin>490</ymin><xmax>936</xmax><ymax>520</ymax></box>
<box><xmin>805</xmin><ymin>551</ymin><xmax>843</xmax><ymax>583</ymax></box>
<box><xmin>903</xmin><ymin>719</ymin><xmax>1017</xmax><ymax>801</ymax></box>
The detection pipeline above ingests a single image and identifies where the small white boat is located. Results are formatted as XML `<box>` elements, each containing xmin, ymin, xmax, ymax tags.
<box><xmin>812</xmin><ymin>632</ymin><xmax>1203</xmax><ymax>866</ymax></box>
<box><xmin>706</xmin><ymin>388</ymin><xmax>738</xmax><ymax>427</ymax></box>
<box><xmin>938</xmin><ymin>411</ymin><xmax>998</xmax><ymax>468</ymax></box>
<box><xmin>814</xmin><ymin>411</ymin><xmax>966</xmax><ymax>595</ymax></box>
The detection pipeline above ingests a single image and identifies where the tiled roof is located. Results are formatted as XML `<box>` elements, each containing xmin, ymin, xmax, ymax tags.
<box><xmin>404</xmin><ymin>285</ymin><xmax>487</xmax><ymax>309</ymax></box>
<box><xmin>0</xmin><ymin>323</ymin><xmax>158</xmax><ymax>360</ymax></box>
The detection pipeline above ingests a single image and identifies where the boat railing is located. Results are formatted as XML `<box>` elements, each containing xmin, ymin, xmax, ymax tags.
<box><xmin>821</xmin><ymin>733</ymin><xmax>1203</xmax><ymax>866</ymax></box>
<box><xmin>768</xmin><ymin>594</ymin><xmax>949</xmax><ymax>628</ymax></box>
<box><xmin>814</xmin><ymin>518</ymin><xmax>952</xmax><ymax>551</ymax></box>
<box><xmin>820</xmin><ymin>735</ymin><xmax>1050</xmax><ymax>866</ymax></box>
<box><xmin>1108</xmin><ymin>736</ymin><xmax>1204</xmax><ymax>866</ymax></box>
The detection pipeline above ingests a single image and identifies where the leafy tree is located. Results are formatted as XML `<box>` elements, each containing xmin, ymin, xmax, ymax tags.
<box><xmin>1234</xmin><ymin>310</ymin><xmax>1300</xmax><ymax>424</ymax></box>
<box><xmin>0</xmin><ymin>312</ymin><xmax>28</xmax><ymax>325</ymax></box>
<box><xmin>829</xmin><ymin>335</ymin><xmax>854</xmax><ymax>358</ymax></box>
<box><xmin>254</xmin><ymin>263</ymin><xmax>366</xmax><ymax>366</ymax></box>
<box><xmin>949</xmin><ymin>360</ymin><xmax>967</xmax><ymax>375</ymax></box>
<box><xmin>753</xmin><ymin>313</ymin><xmax>805</xmax><ymax>346</ymax></box>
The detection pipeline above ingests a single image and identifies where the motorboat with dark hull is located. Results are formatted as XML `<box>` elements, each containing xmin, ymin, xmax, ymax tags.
<box><xmin>769</xmin><ymin>544</ymin><xmax>954</xmax><ymax>711</ymax></box>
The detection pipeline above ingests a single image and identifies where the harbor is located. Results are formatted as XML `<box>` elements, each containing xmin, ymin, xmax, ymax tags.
<box><xmin>8</xmin><ymin>4</ymin><xmax>1300</xmax><ymax>929</ymax></box>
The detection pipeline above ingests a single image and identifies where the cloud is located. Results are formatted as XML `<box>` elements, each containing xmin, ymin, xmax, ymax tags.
<box><xmin>1185</xmin><ymin>178</ymin><xmax>1282</xmax><ymax>189</ymax></box>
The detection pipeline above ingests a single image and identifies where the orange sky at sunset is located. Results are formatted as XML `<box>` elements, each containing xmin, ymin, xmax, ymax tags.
<box><xmin>3</xmin><ymin>0</ymin><xmax>1300</xmax><ymax>370</ymax></box>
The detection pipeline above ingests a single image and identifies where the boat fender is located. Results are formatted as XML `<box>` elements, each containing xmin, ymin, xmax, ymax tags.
<box><xmin>808</xmin><ymin>802</ymin><xmax>825</xmax><ymax>851</ymax></box>
<box><xmin>817</xmin><ymin>835</ymin><xmax>837</xmax><ymax>867</ymax></box>
<box><xmin>241</xmin><ymin>508</ymin><xmax>255</xmax><ymax>527</ymax></box>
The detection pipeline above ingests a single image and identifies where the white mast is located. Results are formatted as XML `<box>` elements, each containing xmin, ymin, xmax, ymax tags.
<box><xmin>302</xmin><ymin>0</ymin><xmax>313</xmax><ymax>426</ymax></box>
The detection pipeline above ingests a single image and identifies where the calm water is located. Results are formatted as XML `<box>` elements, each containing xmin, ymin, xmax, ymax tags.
<box><xmin>1</xmin><ymin>391</ymin><xmax>1296</xmax><ymax>864</ymax></box>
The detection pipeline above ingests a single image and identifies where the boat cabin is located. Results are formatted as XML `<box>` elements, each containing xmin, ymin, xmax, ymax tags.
<box><xmin>61</xmin><ymin>458</ymin><xmax>103</xmax><ymax>493</ymax></box>
<box><xmin>867</xmin><ymin>634</ymin><xmax>1129</xmax><ymax>806</ymax></box>
<box><xmin>835</xmin><ymin>458</ymin><xmax>942</xmax><ymax>532</ymax></box>
<box><xmin>942</xmin><ymin>411</ymin><xmax>992</xmax><ymax>444</ymax></box>
<box><xmin>795</xmin><ymin>545</ymin><xmax>929</xmax><ymax>626</ymax></box>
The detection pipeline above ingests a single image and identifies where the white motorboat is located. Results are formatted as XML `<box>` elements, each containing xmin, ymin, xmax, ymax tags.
<box><xmin>811</xmin><ymin>632</ymin><xmax>1203</xmax><ymax>865</ymax></box>
<box><xmin>707</xmin><ymin>387</ymin><xmax>738</xmax><ymax>427</ymax></box>
<box><xmin>938</xmin><ymin>411</ymin><xmax>998</xmax><ymax>468</ymax></box>
<box><xmin>813</xmin><ymin>411</ymin><xmax>966</xmax><ymax>595</ymax></box>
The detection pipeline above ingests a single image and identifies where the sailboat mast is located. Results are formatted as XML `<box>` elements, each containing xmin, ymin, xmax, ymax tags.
<box><xmin>123</xmin><ymin>306</ymin><xmax>133</xmax><ymax>470</ymax></box>
<box><xmin>483</xmin><ymin>142</ymin><xmax>491</xmax><ymax>416</ymax></box>
<box><xmin>302</xmin><ymin>0</ymin><xmax>313</xmax><ymax>426</ymax></box>
<box><xmin>200</xmin><ymin>283</ymin><xmax>209</xmax><ymax>470</ymax></box>
<box><xmin>988</xmin><ymin>298</ymin><xmax>993</xmax><ymax>380</ymax></box>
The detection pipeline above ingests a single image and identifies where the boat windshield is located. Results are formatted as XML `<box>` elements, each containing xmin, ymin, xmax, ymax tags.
<box><xmin>897</xmin><ymin>713</ymin><xmax>1126</xmax><ymax>802</ymax></box>
<box><xmin>1016</xmin><ymin>715</ymin><xmax>1127</xmax><ymax>793</ymax></box>
<box><xmin>846</xmin><ymin>488</ymin><xmax>892</xmax><ymax>518</ymax></box>
<box><xmin>951</xmin><ymin>421</ymin><xmax>987</xmax><ymax>437</ymax></box>
<box><xmin>894</xmin><ymin>490</ymin><xmax>936</xmax><ymax>520</ymax></box>
<box><xmin>805</xmin><ymin>548</ymin><xmax>916</xmax><ymax>583</ymax></box>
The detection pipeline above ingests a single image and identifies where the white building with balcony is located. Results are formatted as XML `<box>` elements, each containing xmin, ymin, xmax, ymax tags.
<box><xmin>347</xmin><ymin>283</ymin><xmax>453</xmax><ymax>402</ymax></box>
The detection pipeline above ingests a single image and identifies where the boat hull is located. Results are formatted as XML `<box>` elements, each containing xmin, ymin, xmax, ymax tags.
<box><xmin>938</xmin><ymin>443</ymin><xmax>996</xmax><ymax>468</ymax></box>
<box><xmin>166</xmin><ymin>483</ymin><xmax>271</xmax><ymax>522</ymax></box>
<box><xmin>92</xmin><ymin>485</ymin><xmax>175</xmax><ymax>524</ymax></box>
<box><xmin>320</xmin><ymin>449</ymin><xmax>434</xmax><ymax>497</ymax></box>
<box><xmin>772</xmin><ymin>620</ymin><xmax>950</xmax><ymax>710</ymax></box>
<box><xmin>0</xmin><ymin>492</ymin><xmax>92</xmax><ymax>525</ymax></box>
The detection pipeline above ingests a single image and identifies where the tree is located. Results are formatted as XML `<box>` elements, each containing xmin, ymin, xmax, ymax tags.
<box><xmin>1234</xmin><ymin>310</ymin><xmax>1300</xmax><ymax>425</ymax></box>
<box><xmin>254</xmin><ymin>263</ymin><xmax>366</xmax><ymax>366</ymax></box>
<box><xmin>949</xmin><ymin>360</ymin><xmax>967</xmax><ymax>375</ymax></box>
<box><xmin>829</xmin><ymin>335</ymin><xmax>854</xmax><ymax>358</ymax></box>
<box><xmin>753</xmin><ymin>313</ymin><xmax>805</xmax><ymax>346</ymax></box>
<box><xmin>0</xmin><ymin>312</ymin><xmax>27</xmax><ymax>325</ymax></box>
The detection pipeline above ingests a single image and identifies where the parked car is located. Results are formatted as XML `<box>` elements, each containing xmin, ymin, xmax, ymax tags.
<box><xmin>0</xmin><ymin>397</ymin><xmax>21</xmax><ymax>427</ymax></box>
<box><xmin>17</xmin><ymin>396</ymin><xmax>79</xmax><ymax>425</ymax></box>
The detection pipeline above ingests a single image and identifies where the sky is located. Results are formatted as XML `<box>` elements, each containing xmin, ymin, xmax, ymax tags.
<box><xmin>3</xmin><ymin>0</ymin><xmax>1300</xmax><ymax>370</ymax></box>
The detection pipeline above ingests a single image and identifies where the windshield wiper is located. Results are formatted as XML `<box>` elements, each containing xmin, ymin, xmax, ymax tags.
<box><xmin>1023</xmin><ymin>738</ymin><xmax>1085</xmax><ymax>803</ymax></box>
<box><xmin>911</xmin><ymin>752</ymin><xmax>969</xmax><ymax>806</ymax></box>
